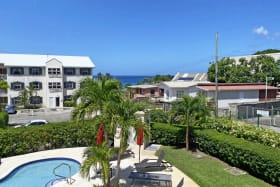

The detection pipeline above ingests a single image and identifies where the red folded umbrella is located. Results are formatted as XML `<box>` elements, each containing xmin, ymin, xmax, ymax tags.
<box><xmin>137</xmin><ymin>128</ymin><xmax>144</xmax><ymax>163</ymax></box>
<box><xmin>137</xmin><ymin>128</ymin><xmax>144</xmax><ymax>146</ymax></box>
<box><xmin>96</xmin><ymin>124</ymin><xmax>104</xmax><ymax>145</ymax></box>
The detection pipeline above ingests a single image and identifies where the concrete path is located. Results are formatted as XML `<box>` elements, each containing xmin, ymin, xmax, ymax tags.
<box><xmin>0</xmin><ymin>146</ymin><xmax>199</xmax><ymax>187</ymax></box>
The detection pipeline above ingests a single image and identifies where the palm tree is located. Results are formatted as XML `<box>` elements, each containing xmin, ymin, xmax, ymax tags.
<box><xmin>171</xmin><ymin>94</ymin><xmax>211</xmax><ymax>150</ymax></box>
<box><xmin>72</xmin><ymin>77</ymin><xmax>122</xmax><ymax>123</ymax></box>
<box><xmin>80</xmin><ymin>142</ymin><xmax>116</xmax><ymax>187</ymax></box>
<box><xmin>0</xmin><ymin>80</ymin><xmax>8</xmax><ymax>91</ymax></box>
<box><xmin>106</xmin><ymin>98</ymin><xmax>145</xmax><ymax>187</ymax></box>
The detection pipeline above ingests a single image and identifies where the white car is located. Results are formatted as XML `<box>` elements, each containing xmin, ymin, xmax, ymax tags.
<box><xmin>14</xmin><ymin>120</ymin><xmax>48</xmax><ymax>128</ymax></box>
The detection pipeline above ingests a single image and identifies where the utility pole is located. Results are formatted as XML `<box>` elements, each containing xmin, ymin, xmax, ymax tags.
<box><xmin>215</xmin><ymin>32</ymin><xmax>219</xmax><ymax>117</ymax></box>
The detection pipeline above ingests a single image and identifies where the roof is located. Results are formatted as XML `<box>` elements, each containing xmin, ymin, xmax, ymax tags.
<box><xmin>0</xmin><ymin>53</ymin><xmax>95</xmax><ymax>68</ymax></box>
<box><xmin>160</xmin><ymin>81</ymin><xmax>210</xmax><ymax>88</ymax></box>
<box><xmin>128</xmin><ymin>84</ymin><xmax>158</xmax><ymax>89</ymax></box>
<box><xmin>197</xmin><ymin>83</ymin><xmax>278</xmax><ymax>91</ymax></box>
<box><xmin>172</xmin><ymin>72</ymin><xmax>208</xmax><ymax>81</ymax></box>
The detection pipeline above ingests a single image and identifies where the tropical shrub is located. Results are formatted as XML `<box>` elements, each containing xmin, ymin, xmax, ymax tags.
<box><xmin>0</xmin><ymin>112</ymin><xmax>8</xmax><ymax>128</ymax></box>
<box><xmin>192</xmin><ymin>128</ymin><xmax>280</xmax><ymax>186</ymax></box>
<box><xmin>201</xmin><ymin>117</ymin><xmax>280</xmax><ymax>149</ymax></box>
<box><xmin>0</xmin><ymin>120</ymin><xmax>97</xmax><ymax>157</ymax></box>
<box><xmin>150</xmin><ymin>122</ymin><xmax>185</xmax><ymax>145</ymax></box>
<box><xmin>150</xmin><ymin>109</ymin><xmax>168</xmax><ymax>123</ymax></box>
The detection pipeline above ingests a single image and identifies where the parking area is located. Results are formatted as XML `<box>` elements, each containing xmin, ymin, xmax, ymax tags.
<box><xmin>8</xmin><ymin>108</ymin><xmax>72</xmax><ymax>125</ymax></box>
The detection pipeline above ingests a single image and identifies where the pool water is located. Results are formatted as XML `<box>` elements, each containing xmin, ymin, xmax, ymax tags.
<box><xmin>0</xmin><ymin>158</ymin><xmax>80</xmax><ymax>187</ymax></box>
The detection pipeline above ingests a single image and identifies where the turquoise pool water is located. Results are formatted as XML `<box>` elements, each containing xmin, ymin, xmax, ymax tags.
<box><xmin>0</xmin><ymin>158</ymin><xmax>80</xmax><ymax>187</ymax></box>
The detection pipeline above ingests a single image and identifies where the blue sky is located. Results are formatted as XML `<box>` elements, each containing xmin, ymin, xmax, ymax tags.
<box><xmin>0</xmin><ymin>0</ymin><xmax>280</xmax><ymax>75</ymax></box>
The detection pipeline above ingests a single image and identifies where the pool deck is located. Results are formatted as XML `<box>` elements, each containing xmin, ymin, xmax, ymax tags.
<box><xmin>0</xmin><ymin>146</ymin><xmax>199</xmax><ymax>187</ymax></box>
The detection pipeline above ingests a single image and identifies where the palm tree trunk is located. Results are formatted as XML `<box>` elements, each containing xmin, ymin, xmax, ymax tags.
<box><xmin>113</xmin><ymin>146</ymin><xmax>122</xmax><ymax>187</ymax></box>
<box><xmin>186</xmin><ymin>125</ymin><xmax>189</xmax><ymax>150</ymax></box>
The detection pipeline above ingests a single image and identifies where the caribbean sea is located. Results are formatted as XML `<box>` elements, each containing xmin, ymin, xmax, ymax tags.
<box><xmin>112</xmin><ymin>75</ymin><xmax>154</xmax><ymax>85</ymax></box>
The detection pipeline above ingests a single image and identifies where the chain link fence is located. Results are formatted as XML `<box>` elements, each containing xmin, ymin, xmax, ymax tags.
<box><xmin>222</xmin><ymin>101</ymin><xmax>280</xmax><ymax>129</ymax></box>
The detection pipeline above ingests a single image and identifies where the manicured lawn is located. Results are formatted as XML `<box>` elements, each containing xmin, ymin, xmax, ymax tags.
<box><xmin>160</xmin><ymin>146</ymin><xmax>274</xmax><ymax>187</ymax></box>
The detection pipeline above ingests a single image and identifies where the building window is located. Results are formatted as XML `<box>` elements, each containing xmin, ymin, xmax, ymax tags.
<box><xmin>48</xmin><ymin>82</ymin><xmax>61</xmax><ymax>89</ymax></box>
<box><xmin>29</xmin><ymin>81</ymin><xmax>42</xmax><ymax>90</ymax></box>
<box><xmin>176</xmin><ymin>90</ymin><xmax>184</xmax><ymax>98</ymax></box>
<box><xmin>30</xmin><ymin>96</ymin><xmax>42</xmax><ymax>105</ymax></box>
<box><xmin>64</xmin><ymin>95</ymin><xmax>73</xmax><ymax>101</ymax></box>
<box><xmin>11</xmin><ymin>82</ymin><xmax>24</xmax><ymax>90</ymax></box>
<box><xmin>29</xmin><ymin>67</ymin><xmax>42</xmax><ymax>75</ymax></box>
<box><xmin>64</xmin><ymin>81</ymin><xmax>76</xmax><ymax>89</ymax></box>
<box><xmin>0</xmin><ymin>67</ymin><xmax>7</xmax><ymax>74</ymax></box>
<box><xmin>0</xmin><ymin>97</ymin><xmax>7</xmax><ymax>104</ymax></box>
<box><xmin>48</xmin><ymin>68</ymin><xmax>61</xmax><ymax>75</ymax></box>
<box><xmin>64</xmin><ymin>68</ymin><xmax>76</xmax><ymax>75</ymax></box>
<box><xmin>80</xmin><ymin>68</ymin><xmax>91</xmax><ymax>75</ymax></box>
<box><xmin>11</xmin><ymin>97</ymin><xmax>21</xmax><ymax>105</ymax></box>
<box><xmin>10</xmin><ymin>67</ymin><xmax>24</xmax><ymax>75</ymax></box>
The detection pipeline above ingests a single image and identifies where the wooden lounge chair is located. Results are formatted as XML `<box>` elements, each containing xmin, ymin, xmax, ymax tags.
<box><xmin>134</xmin><ymin>151</ymin><xmax>172</xmax><ymax>172</ymax></box>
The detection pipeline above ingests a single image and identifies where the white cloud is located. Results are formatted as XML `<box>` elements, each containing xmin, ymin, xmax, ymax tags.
<box><xmin>253</xmin><ymin>26</ymin><xmax>268</xmax><ymax>36</ymax></box>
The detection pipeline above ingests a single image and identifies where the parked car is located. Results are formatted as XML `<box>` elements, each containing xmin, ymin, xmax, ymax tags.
<box><xmin>4</xmin><ymin>104</ymin><xmax>17</xmax><ymax>114</ymax></box>
<box><xmin>14</xmin><ymin>119</ymin><xmax>48</xmax><ymax>128</ymax></box>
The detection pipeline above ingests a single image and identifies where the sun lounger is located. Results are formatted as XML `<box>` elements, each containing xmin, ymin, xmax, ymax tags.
<box><xmin>134</xmin><ymin>150</ymin><xmax>172</xmax><ymax>172</ymax></box>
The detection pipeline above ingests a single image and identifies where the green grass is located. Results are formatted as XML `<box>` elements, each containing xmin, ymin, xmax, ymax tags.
<box><xmin>160</xmin><ymin>146</ymin><xmax>274</xmax><ymax>187</ymax></box>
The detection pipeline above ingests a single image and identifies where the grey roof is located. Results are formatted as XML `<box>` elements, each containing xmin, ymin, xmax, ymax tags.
<box><xmin>160</xmin><ymin>81</ymin><xmax>210</xmax><ymax>88</ymax></box>
<box><xmin>0</xmin><ymin>53</ymin><xmax>95</xmax><ymax>68</ymax></box>
<box><xmin>128</xmin><ymin>84</ymin><xmax>158</xmax><ymax>89</ymax></box>
<box><xmin>172</xmin><ymin>72</ymin><xmax>208</xmax><ymax>81</ymax></box>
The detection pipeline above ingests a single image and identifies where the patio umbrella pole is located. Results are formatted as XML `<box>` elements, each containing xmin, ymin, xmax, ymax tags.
<box><xmin>139</xmin><ymin>145</ymin><xmax>141</xmax><ymax>163</ymax></box>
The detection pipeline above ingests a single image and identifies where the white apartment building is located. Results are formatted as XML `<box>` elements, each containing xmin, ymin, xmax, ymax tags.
<box><xmin>0</xmin><ymin>53</ymin><xmax>95</xmax><ymax>108</ymax></box>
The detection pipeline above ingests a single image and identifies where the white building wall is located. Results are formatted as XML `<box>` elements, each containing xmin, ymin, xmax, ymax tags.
<box><xmin>161</xmin><ymin>85</ymin><xmax>200</xmax><ymax>102</ymax></box>
<box><xmin>4</xmin><ymin>56</ymin><xmax>94</xmax><ymax>108</ymax></box>
<box><xmin>205</xmin><ymin>90</ymin><xmax>259</xmax><ymax>109</ymax></box>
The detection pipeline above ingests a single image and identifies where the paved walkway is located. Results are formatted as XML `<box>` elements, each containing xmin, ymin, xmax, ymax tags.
<box><xmin>0</xmin><ymin>146</ymin><xmax>199</xmax><ymax>187</ymax></box>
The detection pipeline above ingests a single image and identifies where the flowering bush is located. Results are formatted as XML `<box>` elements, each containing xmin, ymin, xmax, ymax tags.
<box><xmin>201</xmin><ymin>117</ymin><xmax>280</xmax><ymax>148</ymax></box>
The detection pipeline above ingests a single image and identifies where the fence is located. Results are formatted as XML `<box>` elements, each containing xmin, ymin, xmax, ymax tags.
<box><xmin>226</xmin><ymin>101</ymin><xmax>280</xmax><ymax>128</ymax></box>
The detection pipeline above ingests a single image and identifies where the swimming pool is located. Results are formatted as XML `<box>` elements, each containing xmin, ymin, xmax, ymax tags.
<box><xmin>0</xmin><ymin>157</ymin><xmax>80</xmax><ymax>187</ymax></box>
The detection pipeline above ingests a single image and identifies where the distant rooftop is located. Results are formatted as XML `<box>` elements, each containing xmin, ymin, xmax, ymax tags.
<box><xmin>197</xmin><ymin>83</ymin><xmax>278</xmax><ymax>91</ymax></box>
<box><xmin>172</xmin><ymin>72</ymin><xmax>208</xmax><ymax>81</ymax></box>
<box><xmin>127</xmin><ymin>84</ymin><xmax>158</xmax><ymax>89</ymax></box>
<box><xmin>0</xmin><ymin>53</ymin><xmax>95</xmax><ymax>68</ymax></box>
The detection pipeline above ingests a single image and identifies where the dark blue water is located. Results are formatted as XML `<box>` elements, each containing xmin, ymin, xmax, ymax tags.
<box><xmin>112</xmin><ymin>75</ymin><xmax>154</xmax><ymax>85</ymax></box>
<box><xmin>93</xmin><ymin>75</ymin><xmax>154</xmax><ymax>85</ymax></box>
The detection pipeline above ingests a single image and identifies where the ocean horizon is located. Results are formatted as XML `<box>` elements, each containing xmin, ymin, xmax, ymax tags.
<box><xmin>93</xmin><ymin>75</ymin><xmax>154</xmax><ymax>85</ymax></box>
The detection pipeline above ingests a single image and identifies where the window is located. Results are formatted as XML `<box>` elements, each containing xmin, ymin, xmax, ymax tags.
<box><xmin>0</xmin><ymin>97</ymin><xmax>7</xmax><ymax>104</ymax></box>
<box><xmin>11</xmin><ymin>82</ymin><xmax>24</xmax><ymax>90</ymax></box>
<box><xmin>10</xmin><ymin>67</ymin><xmax>24</xmax><ymax>75</ymax></box>
<box><xmin>0</xmin><ymin>67</ymin><xmax>7</xmax><ymax>74</ymax></box>
<box><xmin>30</xmin><ymin>96</ymin><xmax>42</xmax><ymax>105</ymax></box>
<box><xmin>11</xmin><ymin>97</ymin><xmax>21</xmax><ymax>105</ymax></box>
<box><xmin>48</xmin><ymin>68</ymin><xmax>61</xmax><ymax>75</ymax></box>
<box><xmin>64</xmin><ymin>81</ymin><xmax>76</xmax><ymax>89</ymax></box>
<box><xmin>64</xmin><ymin>95</ymin><xmax>73</xmax><ymax>101</ymax></box>
<box><xmin>29</xmin><ymin>81</ymin><xmax>42</xmax><ymax>90</ymax></box>
<box><xmin>64</xmin><ymin>68</ymin><xmax>76</xmax><ymax>75</ymax></box>
<box><xmin>48</xmin><ymin>82</ymin><xmax>61</xmax><ymax>89</ymax></box>
<box><xmin>29</xmin><ymin>67</ymin><xmax>42</xmax><ymax>75</ymax></box>
<box><xmin>176</xmin><ymin>90</ymin><xmax>184</xmax><ymax>98</ymax></box>
<box><xmin>80</xmin><ymin>68</ymin><xmax>91</xmax><ymax>75</ymax></box>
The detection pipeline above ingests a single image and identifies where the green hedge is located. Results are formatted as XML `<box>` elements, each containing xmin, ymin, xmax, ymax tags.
<box><xmin>192</xmin><ymin>128</ymin><xmax>280</xmax><ymax>186</ymax></box>
<box><xmin>150</xmin><ymin>122</ymin><xmax>185</xmax><ymax>145</ymax></box>
<box><xmin>202</xmin><ymin>117</ymin><xmax>280</xmax><ymax>149</ymax></box>
<box><xmin>0</xmin><ymin>112</ymin><xmax>8</xmax><ymax>128</ymax></box>
<box><xmin>0</xmin><ymin>121</ymin><xmax>97</xmax><ymax>157</ymax></box>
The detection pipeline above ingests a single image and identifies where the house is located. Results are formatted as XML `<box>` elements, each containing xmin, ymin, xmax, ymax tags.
<box><xmin>159</xmin><ymin>72</ymin><xmax>209</xmax><ymax>103</ymax></box>
<box><xmin>0</xmin><ymin>53</ymin><xmax>95</xmax><ymax>108</ymax></box>
<box><xmin>197</xmin><ymin>83</ymin><xmax>278</xmax><ymax>109</ymax></box>
<box><xmin>127</xmin><ymin>85</ymin><xmax>163</xmax><ymax>100</ymax></box>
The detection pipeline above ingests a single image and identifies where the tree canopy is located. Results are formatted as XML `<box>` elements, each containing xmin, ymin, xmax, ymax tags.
<box><xmin>137</xmin><ymin>74</ymin><xmax>173</xmax><ymax>84</ymax></box>
<box><xmin>254</xmin><ymin>49</ymin><xmax>280</xmax><ymax>55</ymax></box>
<box><xmin>207</xmin><ymin>55</ymin><xmax>280</xmax><ymax>86</ymax></box>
